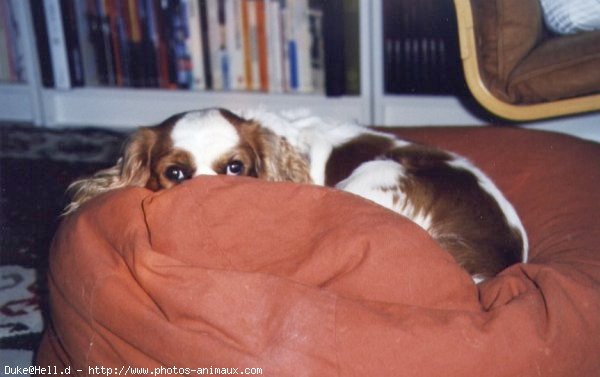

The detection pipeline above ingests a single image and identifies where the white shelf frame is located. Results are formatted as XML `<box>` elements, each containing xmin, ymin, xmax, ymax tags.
<box><xmin>40</xmin><ymin>88</ymin><xmax>371</xmax><ymax>127</ymax></box>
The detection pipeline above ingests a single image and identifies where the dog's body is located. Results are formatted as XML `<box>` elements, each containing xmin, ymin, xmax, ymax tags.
<box><xmin>67</xmin><ymin>108</ymin><xmax>528</xmax><ymax>280</ymax></box>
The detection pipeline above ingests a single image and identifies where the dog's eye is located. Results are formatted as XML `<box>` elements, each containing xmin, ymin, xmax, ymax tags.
<box><xmin>164</xmin><ymin>166</ymin><xmax>188</xmax><ymax>183</ymax></box>
<box><xmin>226</xmin><ymin>160</ymin><xmax>244</xmax><ymax>175</ymax></box>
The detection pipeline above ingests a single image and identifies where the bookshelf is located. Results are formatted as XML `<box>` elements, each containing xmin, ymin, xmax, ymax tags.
<box><xmin>2</xmin><ymin>0</ymin><xmax>373</xmax><ymax>128</ymax></box>
<box><xmin>2</xmin><ymin>0</ymin><xmax>598</xmax><ymax>135</ymax></box>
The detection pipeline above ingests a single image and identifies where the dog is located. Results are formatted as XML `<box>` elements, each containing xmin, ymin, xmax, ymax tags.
<box><xmin>65</xmin><ymin>108</ymin><xmax>528</xmax><ymax>280</ymax></box>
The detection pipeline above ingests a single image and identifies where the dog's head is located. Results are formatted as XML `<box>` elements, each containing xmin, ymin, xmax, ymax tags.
<box><xmin>64</xmin><ymin>108</ymin><xmax>311</xmax><ymax>214</ymax></box>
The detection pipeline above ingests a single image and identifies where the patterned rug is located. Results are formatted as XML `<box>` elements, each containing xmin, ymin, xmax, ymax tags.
<box><xmin>0</xmin><ymin>124</ymin><xmax>128</xmax><ymax>366</ymax></box>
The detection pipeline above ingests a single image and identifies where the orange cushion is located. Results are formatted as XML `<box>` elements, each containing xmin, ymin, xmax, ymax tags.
<box><xmin>37</xmin><ymin>127</ymin><xmax>600</xmax><ymax>376</ymax></box>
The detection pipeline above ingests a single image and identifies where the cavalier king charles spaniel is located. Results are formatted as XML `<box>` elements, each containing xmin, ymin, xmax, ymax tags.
<box><xmin>66</xmin><ymin>108</ymin><xmax>528</xmax><ymax>280</ymax></box>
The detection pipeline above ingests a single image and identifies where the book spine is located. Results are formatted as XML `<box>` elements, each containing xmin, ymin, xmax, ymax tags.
<box><xmin>322</xmin><ymin>0</ymin><xmax>345</xmax><ymax>96</ymax></box>
<box><xmin>0</xmin><ymin>1</ymin><xmax>10</xmax><ymax>81</ymax></box>
<box><xmin>105</xmin><ymin>0</ymin><xmax>123</xmax><ymax>86</ymax></box>
<box><xmin>255</xmin><ymin>0</ymin><xmax>268</xmax><ymax>91</ymax></box>
<box><xmin>246</xmin><ymin>0</ymin><xmax>259</xmax><ymax>91</ymax></box>
<box><xmin>139</xmin><ymin>0</ymin><xmax>159</xmax><ymax>87</ymax></box>
<box><xmin>281</xmin><ymin>1</ymin><xmax>296</xmax><ymax>92</ymax></box>
<box><xmin>125</xmin><ymin>0</ymin><xmax>144</xmax><ymax>87</ymax></box>
<box><xmin>43</xmin><ymin>0</ymin><xmax>71</xmax><ymax>89</ymax></box>
<box><xmin>308</xmin><ymin>4</ymin><xmax>324</xmax><ymax>94</ymax></box>
<box><xmin>240</xmin><ymin>0</ymin><xmax>252</xmax><ymax>90</ymax></box>
<box><xmin>154</xmin><ymin>0</ymin><xmax>174</xmax><ymax>88</ymax></box>
<box><xmin>198</xmin><ymin>0</ymin><xmax>212</xmax><ymax>89</ymax></box>
<box><xmin>217</xmin><ymin>0</ymin><xmax>229</xmax><ymax>90</ymax></box>
<box><xmin>187</xmin><ymin>0</ymin><xmax>205</xmax><ymax>90</ymax></box>
<box><xmin>5</xmin><ymin>0</ymin><xmax>26</xmax><ymax>82</ymax></box>
<box><xmin>206</xmin><ymin>0</ymin><xmax>222</xmax><ymax>90</ymax></box>
<box><xmin>173</xmin><ymin>0</ymin><xmax>193</xmax><ymax>89</ymax></box>
<box><xmin>97</xmin><ymin>0</ymin><xmax>116</xmax><ymax>86</ymax></box>
<box><xmin>60</xmin><ymin>0</ymin><xmax>84</xmax><ymax>86</ymax></box>
<box><xmin>291</xmin><ymin>0</ymin><xmax>311</xmax><ymax>93</ymax></box>
<box><xmin>73</xmin><ymin>0</ymin><xmax>99</xmax><ymax>86</ymax></box>
<box><xmin>224</xmin><ymin>0</ymin><xmax>245</xmax><ymax>90</ymax></box>
<box><xmin>342</xmin><ymin>0</ymin><xmax>359</xmax><ymax>95</ymax></box>
<box><xmin>266</xmin><ymin>0</ymin><xmax>283</xmax><ymax>93</ymax></box>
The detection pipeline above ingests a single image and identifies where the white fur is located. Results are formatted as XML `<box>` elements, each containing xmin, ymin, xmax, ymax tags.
<box><xmin>171</xmin><ymin>110</ymin><xmax>241</xmax><ymax>176</ymax></box>
<box><xmin>336</xmin><ymin>160</ymin><xmax>433</xmax><ymax>231</ymax></box>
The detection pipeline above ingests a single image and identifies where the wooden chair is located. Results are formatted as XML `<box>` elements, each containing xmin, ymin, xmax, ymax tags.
<box><xmin>454</xmin><ymin>0</ymin><xmax>600</xmax><ymax>121</ymax></box>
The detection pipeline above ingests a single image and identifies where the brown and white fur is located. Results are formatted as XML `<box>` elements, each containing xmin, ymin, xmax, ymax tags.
<box><xmin>66</xmin><ymin>108</ymin><xmax>528</xmax><ymax>281</ymax></box>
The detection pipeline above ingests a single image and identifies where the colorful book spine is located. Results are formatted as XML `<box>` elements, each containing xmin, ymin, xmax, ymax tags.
<box><xmin>246</xmin><ymin>0</ymin><xmax>260</xmax><ymax>91</ymax></box>
<box><xmin>255</xmin><ymin>0</ymin><xmax>268</xmax><ymax>91</ymax></box>
<box><xmin>240</xmin><ymin>0</ymin><xmax>252</xmax><ymax>90</ymax></box>
<box><xmin>30</xmin><ymin>0</ymin><xmax>346</xmax><ymax>95</ymax></box>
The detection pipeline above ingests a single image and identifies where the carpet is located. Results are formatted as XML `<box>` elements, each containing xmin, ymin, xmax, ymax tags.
<box><xmin>0</xmin><ymin>124</ymin><xmax>127</xmax><ymax>365</ymax></box>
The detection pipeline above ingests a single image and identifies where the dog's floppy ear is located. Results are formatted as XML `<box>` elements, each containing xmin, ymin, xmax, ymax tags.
<box><xmin>63</xmin><ymin>127</ymin><xmax>158</xmax><ymax>215</ymax></box>
<box><xmin>250</xmin><ymin>126</ymin><xmax>312</xmax><ymax>184</ymax></box>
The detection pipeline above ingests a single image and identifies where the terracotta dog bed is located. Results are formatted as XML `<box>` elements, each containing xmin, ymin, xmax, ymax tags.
<box><xmin>36</xmin><ymin>127</ymin><xmax>600</xmax><ymax>376</ymax></box>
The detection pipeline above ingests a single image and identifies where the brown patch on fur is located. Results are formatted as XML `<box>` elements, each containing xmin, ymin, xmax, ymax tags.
<box><xmin>389</xmin><ymin>145</ymin><xmax>522</xmax><ymax>277</ymax></box>
<box><xmin>245</xmin><ymin>123</ymin><xmax>312</xmax><ymax>183</ymax></box>
<box><xmin>222</xmin><ymin>112</ymin><xmax>312</xmax><ymax>183</ymax></box>
<box><xmin>325</xmin><ymin>134</ymin><xmax>395</xmax><ymax>186</ymax></box>
<box><xmin>218</xmin><ymin>108</ymin><xmax>247</xmax><ymax>127</ymax></box>
<box><xmin>325</xmin><ymin>134</ymin><xmax>523</xmax><ymax>277</ymax></box>
<box><xmin>64</xmin><ymin>113</ymin><xmax>183</xmax><ymax>214</ymax></box>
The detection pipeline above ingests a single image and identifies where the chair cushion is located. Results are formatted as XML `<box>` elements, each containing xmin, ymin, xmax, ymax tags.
<box><xmin>508</xmin><ymin>30</ymin><xmax>600</xmax><ymax>103</ymax></box>
<box><xmin>470</xmin><ymin>0</ymin><xmax>600</xmax><ymax>104</ymax></box>
<box><xmin>471</xmin><ymin>0</ymin><xmax>544</xmax><ymax>102</ymax></box>
<box><xmin>36</xmin><ymin>127</ymin><xmax>600</xmax><ymax>376</ymax></box>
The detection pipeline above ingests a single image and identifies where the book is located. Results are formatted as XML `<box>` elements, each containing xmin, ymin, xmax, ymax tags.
<box><xmin>0</xmin><ymin>0</ymin><xmax>26</xmax><ymax>83</ymax></box>
<box><xmin>322</xmin><ymin>0</ymin><xmax>346</xmax><ymax>96</ymax></box>
<box><xmin>206</xmin><ymin>0</ymin><xmax>223</xmax><ymax>90</ymax></box>
<box><xmin>224</xmin><ymin>0</ymin><xmax>245</xmax><ymax>90</ymax></box>
<box><xmin>255</xmin><ymin>0</ymin><xmax>268</xmax><ymax>91</ymax></box>
<box><xmin>246</xmin><ymin>0</ymin><xmax>260</xmax><ymax>91</ymax></box>
<box><xmin>198</xmin><ymin>0</ymin><xmax>212</xmax><ymax>89</ymax></box>
<box><xmin>289</xmin><ymin>0</ymin><xmax>312</xmax><ymax>93</ymax></box>
<box><xmin>30</xmin><ymin>1</ymin><xmax>53</xmax><ymax>86</ymax></box>
<box><xmin>43</xmin><ymin>0</ymin><xmax>71</xmax><ymax>89</ymax></box>
<box><xmin>139</xmin><ymin>0</ymin><xmax>160</xmax><ymax>87</ymax></box>
<box><xmin>266</xmin><ymin>0</ymin><xmax>284</xmax><ymax>92</ymax></box>
<box><xmin>308</xmin><ymin>4</ymin><xmax>324</xmax><ymax>93</ymax></box>
<box><xmin>73</xmin><ymin>0</ymin><xmax>99</xmax><ymax>86</ymax></box>
<box><xmin>0</xmin><ymin>0</ymin><xmax>11</xmax><ymax>82</ymax></box>
<box><xmin>60</xmin><ymin>0</ymin><xmax>84</xmax><ymax>87</ymax></box>
<box><xmin>343</xmin><ymin>0</ymin><xmax>359</xmax><ymax>95</ymax></box>
<box><xmin>186</xmin><ymin>0</ymin><xmax>206</xmax><ymax>89</ymax></box>
<box><xmin>240</xmin><ymin>0</ymin><xmax>252</xmax><ymax>90</ymax></box>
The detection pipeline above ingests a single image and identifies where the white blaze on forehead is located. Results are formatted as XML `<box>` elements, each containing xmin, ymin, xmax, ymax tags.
<box><xmin>171</xmin><ymin>110</ymin><xmax>240</xmax><ymax>176</ymax></box>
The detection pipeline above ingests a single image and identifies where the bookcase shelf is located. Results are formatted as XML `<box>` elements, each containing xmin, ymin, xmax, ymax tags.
<box><xmin>0</xmin><ymin>83</ymin><xmax>39</xmax><ymax>122</ymax></box>
<box><xmin>0</xmin><ymin>0</ymin><xmax>377</xmax><ymax>128</ymax></box>
<box><xmin>40</xmin><ymin>87</ymin><xmax>370</xmax><ymax>127</ymax></box>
